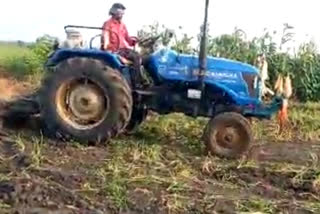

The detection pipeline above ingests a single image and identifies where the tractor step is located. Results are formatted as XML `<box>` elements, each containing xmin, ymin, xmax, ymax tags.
<box><xmin>134</xmin><ymin>89</ymin><xmax>157</xmax><ymax>96</ymax></box>
<box><xmin>134</xmin><ymin>85</ymin><xmax>169</xmax><ymax>97</ymax></box>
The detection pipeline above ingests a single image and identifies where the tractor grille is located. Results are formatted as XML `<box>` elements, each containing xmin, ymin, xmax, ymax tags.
<box><xmin>242</xmin><ymin>73</ymin><xmax>257</xmax><ymax>98</ymax></box>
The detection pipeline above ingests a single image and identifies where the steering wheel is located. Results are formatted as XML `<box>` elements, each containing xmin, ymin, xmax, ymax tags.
<box><xmin>137</xmin><ymin>35</ymin><xmax>162</xmax><ymax>47</ymax></box>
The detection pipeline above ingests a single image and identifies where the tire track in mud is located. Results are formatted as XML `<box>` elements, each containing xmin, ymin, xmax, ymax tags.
<box><xmin>248</xmin><ymin>141</ymin><xmax>320</xmax><ymax>166</ymax></box>
<box><xmin>226</xmin><ymin>141</ymin><xmax>320</xmax><ymax>200</ymax></box>
<box><xmin>193</xmin><ymin>141</ymin><xmax>320</xmax><ymax>214</ymax></box>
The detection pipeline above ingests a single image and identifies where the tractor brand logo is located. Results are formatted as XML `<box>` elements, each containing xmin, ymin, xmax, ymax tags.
<box><xmin>209</xmin><ymin>71</ymin><xmax>238</xmax><ymax>79</ymax></box>
<box><xmin>193</xmin><ymin>69</ymin><xmax>238</xmax><ymax>79</ymax></box>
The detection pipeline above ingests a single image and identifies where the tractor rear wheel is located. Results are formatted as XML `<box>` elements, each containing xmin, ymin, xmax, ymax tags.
<box><xmin>39</xmin><ymin>57</ymin><xmax>132</xmax><ymax>144</ymax></box>
<box><xmin>203</xmin><ymin>112</ymin><xmax>252</xmax><ymax>159</ymax></box>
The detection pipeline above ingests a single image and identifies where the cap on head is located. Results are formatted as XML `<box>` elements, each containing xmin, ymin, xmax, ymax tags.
<box><xmin>109</xmin><ymin>3</ymin><xmax>126</xmax><ymax>16</ymax></box>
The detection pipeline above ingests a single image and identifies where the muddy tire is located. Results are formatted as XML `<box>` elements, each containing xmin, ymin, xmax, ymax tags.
<box><xmin>203</xmin><ymin>112</ymin><xmax>252</xmax><ymax>159</ymax></box>
<box><xmin>39</xmin><ymin>57</ymin><xmax>132</xmax><ymax>144</ymax></box>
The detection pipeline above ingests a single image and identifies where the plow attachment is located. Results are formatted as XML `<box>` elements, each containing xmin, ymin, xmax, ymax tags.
<box><xmin>0</xmin><ymin>93</ymin><xmax>40</xmax><ymax>132</ymax></box>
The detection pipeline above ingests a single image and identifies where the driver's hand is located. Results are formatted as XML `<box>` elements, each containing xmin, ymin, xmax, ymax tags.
<box><xmin>130</xmin><ymin>36</ymin><xmax>139</xmax><ymax>46</ymax></box>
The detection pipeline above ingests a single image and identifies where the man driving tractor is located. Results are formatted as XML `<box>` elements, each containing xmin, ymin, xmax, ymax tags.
<box><xmin>101</xmin><ymin>3</ymin><xmax>147</xmax><ymax>87</ymax></box>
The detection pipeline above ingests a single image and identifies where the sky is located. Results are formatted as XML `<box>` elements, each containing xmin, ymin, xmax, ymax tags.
<box><xmin>1</xmin><ymin>0</ymin><xmax>319</xmax><ymax>50</ymax></box>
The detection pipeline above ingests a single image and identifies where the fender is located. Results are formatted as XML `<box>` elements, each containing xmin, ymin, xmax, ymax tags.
<box><xmin>45</xmin><ymin>48</ymin><xmax>123</xmax><ymax>69</ymax></box>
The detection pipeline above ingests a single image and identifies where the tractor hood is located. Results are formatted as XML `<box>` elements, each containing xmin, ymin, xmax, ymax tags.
<box><xmin>207</xmin><ymin>56</ymin><xmax>258</xmax><ymax>74</ymax></box>
<box><xmin>152</xmin><ymin>49</ymin><xmax>259</xmax><ymax>74</ymax></box>
<box><xmin>146</xmin><ymin>49</ymin><xmax>261</xmax><ymax>105</ymax></box>
<box><xmin>147</xmin><ymin>49</ymin><xmax>259</xmax><ymax>84</ymax></box>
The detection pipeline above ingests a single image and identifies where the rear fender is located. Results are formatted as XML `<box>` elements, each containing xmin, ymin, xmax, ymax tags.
<box><xmin>44</xmin><ymin>48</ymin><xmax>133</xmax><ymax>87</ymax></box>
<box><xmin>45</xmin><ymin>49</ymin><xmax>123</xmax><ymax>70</ymax></box>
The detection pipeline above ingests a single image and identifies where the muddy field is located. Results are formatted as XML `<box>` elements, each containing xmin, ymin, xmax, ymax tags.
<box><xmin>0</xmin><ymin>73</ymin><xmax>319</xmax><ymax>214</ymax></box>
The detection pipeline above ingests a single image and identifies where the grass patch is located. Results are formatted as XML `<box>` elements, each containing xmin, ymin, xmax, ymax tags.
<box><xmin>0</xmin><ymin>173</ymin><xmax>10</xmax><ymax>182</ymax></box>
<box><xmin>89</xmin><ymin>135</ymin><xmax>198</xmax><ymax>210</ymax></box>
<box><xmin>30</xmin><ymin>136</ymin><xmax>44</xmax><ymax>168</ymax></box>
<box><xmin>0</xmin><ymin>43</ymin><xmax>28</xmax><ymax>61</ymax></box>
<box><xmin>237</xmin><ymin>198</ymin><xmax>276</xmax><ymax>213</ymax></box>
<box><xmin>251</xmin><ymin>101</ymin><xmax>320</xmax><ymax>142</ymax></box>
<box><xmin>0</xmin><ymin>201</ymin><xmax>11</xmax><ymax>209</ymax></box>
<box><xmin>290</xmin><ymin>102</ymin><xmax>320</xmax><ymax>141</ymax></box>
<box><xmin>0</xmin><ymin>43</ymin><xmax>30</xmax><ymax>76</ymax></box>
<box><xmin>303</xmin><ymin>201</ymin><xmax>320</xmax><ymax>213</ymax></box>
<box><xmin>0</xmin><ymin>41</ymin><xmax>48</xmax><ymax>86</ymax></box>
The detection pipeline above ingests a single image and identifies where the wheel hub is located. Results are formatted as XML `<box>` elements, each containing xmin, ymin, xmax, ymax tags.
<box><xmin>217</xmin><ymin>127</ymin><xmax>240</xmax><ymax>149</ymax></box>
<box><xmin>55</xmin><ymin>78</ymin><xmax>109</xmax><ymax>130</ymax></box>
<box><xmin>68</xmin><ymin>84</ymin><xmax>106</xmax><ymax>121</ymax></box>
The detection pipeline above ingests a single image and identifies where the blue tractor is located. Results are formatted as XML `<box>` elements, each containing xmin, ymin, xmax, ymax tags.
<box><xmin>36</xmin><ymin>0</ymin><xmax>284</xmax><ymax>159</ymax></box>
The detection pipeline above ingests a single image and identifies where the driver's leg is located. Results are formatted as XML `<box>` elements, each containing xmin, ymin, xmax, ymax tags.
<box><xmin>118</xmin><ymin>48</ymin><xmax>147</xmax><ymax>87</ymax></box>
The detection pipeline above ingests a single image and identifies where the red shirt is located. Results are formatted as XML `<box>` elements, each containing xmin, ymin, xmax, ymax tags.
<box><xmin>102</xmin><ymin>18</ymin><xmax>134</xmax><ymax>52</ymax></box>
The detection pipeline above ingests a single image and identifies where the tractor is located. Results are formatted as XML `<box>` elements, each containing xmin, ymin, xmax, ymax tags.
<box><xmin>3</xmin><ymin>0</ymin><xmax>288</xmax><ymax>159</ymax></box>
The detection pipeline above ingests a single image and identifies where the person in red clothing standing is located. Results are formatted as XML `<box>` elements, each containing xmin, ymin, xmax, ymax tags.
<box><xmin>101</xmin><ymin>3</ymin><xmax>146</xmax><ymax>86</ymax></box>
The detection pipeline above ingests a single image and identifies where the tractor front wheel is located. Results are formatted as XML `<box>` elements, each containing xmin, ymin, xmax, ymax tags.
<box><xmin>203</xmin><ymin>112</ymin><xmax>252</xmax><ymax>159</ymax></box>
<box><xmin>39</xmin><ymin>57</ymin><xmax>132</xmax><ymax>144</ymax></box>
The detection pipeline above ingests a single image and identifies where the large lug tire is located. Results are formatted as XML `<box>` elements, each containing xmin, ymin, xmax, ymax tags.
<box><xmin>39</xmin><ymin>57</ymin><xmax>132</xmax><ymax>144</ymax></box>
<box><xmin>203</xmin><ymin>112</ymin><xmax>252</xmax><ymax>159</ymax></box>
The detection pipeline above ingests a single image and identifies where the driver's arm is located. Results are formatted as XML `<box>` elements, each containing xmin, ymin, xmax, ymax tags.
<box><xmin>102</xmin><ymin>22</ymin><xmax>110</xmax><ymax>50</ymax></box>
